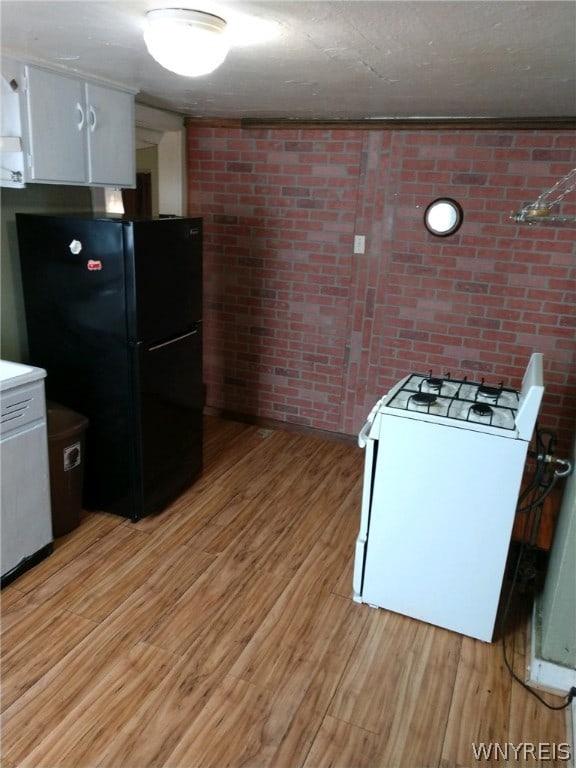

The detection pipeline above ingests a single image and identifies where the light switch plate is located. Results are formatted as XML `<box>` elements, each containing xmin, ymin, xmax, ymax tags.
<box><xmin>354</xmin><ymin>235</ymin><xmax>365</xmax><ymax>254</ymax></box>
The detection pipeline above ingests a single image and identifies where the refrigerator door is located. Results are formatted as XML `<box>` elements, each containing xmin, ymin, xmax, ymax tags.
<box><xmin>124</xmin><ymin>218</ymin><xmax>202</xmax><ymax>343</ymax></box>
<box><xmin>133</xmin><ymin>325</ymin><xmax>203</xmax><ymax>518</ymax></box>
<box><xmin>17</xmin><ymin>215</ymin><xmax>137</xmax><ymax>514</ymax></box>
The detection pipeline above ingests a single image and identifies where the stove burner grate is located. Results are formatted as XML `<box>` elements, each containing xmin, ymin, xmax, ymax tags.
<box><xmin>385</xmin><ymin>370</ymin><xmax>519</xmax><ymax>429</ymax></box>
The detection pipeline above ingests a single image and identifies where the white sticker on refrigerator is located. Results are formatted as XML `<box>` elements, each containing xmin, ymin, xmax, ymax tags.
<box><xmin>69</xmin><ymin>239</ymin><xmax>82</xmax><ymax>255</ymax></box>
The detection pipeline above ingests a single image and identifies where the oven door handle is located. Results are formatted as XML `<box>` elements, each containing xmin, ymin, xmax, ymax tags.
<box><xmin>358</xmin><ymin>401</ymin><xmax>380</xmax><ymax>448</ymax></box>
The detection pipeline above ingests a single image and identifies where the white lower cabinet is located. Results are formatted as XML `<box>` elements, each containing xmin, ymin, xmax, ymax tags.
<box><xmin>0</xmin><ymin>365</ymin><xmax>53</xmax><ymax>586</ymax></box>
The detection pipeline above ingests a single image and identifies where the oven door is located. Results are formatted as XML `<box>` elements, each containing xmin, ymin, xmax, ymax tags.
<box><xmin>360</xmin><ymin>414</ymin><xmax>528</xmax><ymax>641</ymax></box>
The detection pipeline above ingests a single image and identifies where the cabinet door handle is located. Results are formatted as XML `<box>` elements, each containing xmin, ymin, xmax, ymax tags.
<box><xmin>88</xmin><ymin>105</ymin><xmax>97</xmax><ymax>133</ymax></box>
<box><xmin>77</xmin><ymin>103</ymin><xmax>85</xmax><ymax>131</ymax></box>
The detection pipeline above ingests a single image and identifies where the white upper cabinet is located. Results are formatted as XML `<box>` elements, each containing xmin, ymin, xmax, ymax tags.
<box><xmin>85</xmin><ymin>81</ymin><xmax>135</xmax><ymax>186</ymax></box>
<box><xmin>23</xmin><ymin>65</ymin><xmax>87</xmax><ymax>183</ymax></box>
<box><xmin>19</xmin><ymin>62</ymin><xmax>136</xmax><ymax>187</ymax></box>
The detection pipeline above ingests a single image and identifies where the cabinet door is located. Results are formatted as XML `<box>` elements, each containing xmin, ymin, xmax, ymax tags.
<box><xmin>1</xmin><ymin>422</ymin><xmax>52</xmax><ymax>578</ymax></box>
<box><xmin>85</xmin><ymin>82</ymin><xmax>135</xmax><ymax>187</ymax></box>
<box><xmin>24</xmin><ymin>66</ymin><xmax>87</xmax><ymax>183</ymax></box>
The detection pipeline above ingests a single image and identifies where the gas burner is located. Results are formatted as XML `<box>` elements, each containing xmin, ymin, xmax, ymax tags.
<box><xmin>478</xmin><ymin>385</ymin><xmax>501</xmax><ymax>401</ymax></box>
<box><xmin>424</xmin><ymin>377</ymin><xmax>443</xmax><ymax>391</ymax></box>
<box><xmin>410</xmin><ymin>392</ymin><xmax>437</xmax><ymax>407</ymax></box>
<box><xmin>471</xmin><ymin>403</ymin><xmax>493</xmax><ymax>417</ymax></box>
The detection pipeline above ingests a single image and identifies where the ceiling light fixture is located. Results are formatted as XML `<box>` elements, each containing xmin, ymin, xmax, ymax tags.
<box><xmin>143</xmin><ymin>8</ymin><xmax>230</xmax><ymax>77</ymax></box>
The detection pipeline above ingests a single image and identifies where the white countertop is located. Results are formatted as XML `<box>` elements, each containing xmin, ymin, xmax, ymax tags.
<box><xmin>0</xmin><ymin>359</ymin><xmax>46</xmax><ymax>391</ymax></box>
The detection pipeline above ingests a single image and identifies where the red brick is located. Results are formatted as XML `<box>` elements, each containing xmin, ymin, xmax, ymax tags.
<box><xmin>188</xmin><ymin>125</ymin><xmax>576</xmax><ymax>452</ymax></box>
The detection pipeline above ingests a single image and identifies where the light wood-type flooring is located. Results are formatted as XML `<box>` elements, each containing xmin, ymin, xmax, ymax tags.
<box><xmin>1</xmin><ymin>417</ymin><xmax>569</xmax><ymax>768</ymax></box>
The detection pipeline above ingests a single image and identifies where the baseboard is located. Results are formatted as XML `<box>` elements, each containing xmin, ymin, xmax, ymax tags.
<box><xmin>203</xmin><ymin>406</ymin><xmax>357</xmax><ymax>446</ymax></box>
<box><xmin>0</xmin><ymin>541</ymin><xmax>53</xmax><ymax>589</ymax></box>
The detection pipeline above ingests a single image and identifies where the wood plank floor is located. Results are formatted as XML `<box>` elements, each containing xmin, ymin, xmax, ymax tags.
<box><xmin>1</xmin><ymin>417</ymin><xmax>569</xmax><ymax>768</ymax></box>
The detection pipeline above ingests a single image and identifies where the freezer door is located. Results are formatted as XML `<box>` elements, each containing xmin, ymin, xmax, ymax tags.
<box><xmin>17</xmin><ymin>215</ymin><xmax>128</xmax><ymax>349</ymax></box>
<box><xmin>124</xmin><ymin>218</ymin><xmax>202</xmax><ymax>342</ymax></box>
<box><xmin>134</xmin><ymin>325</ymin><xmax>203</xmax><ymax>518</ymax></box>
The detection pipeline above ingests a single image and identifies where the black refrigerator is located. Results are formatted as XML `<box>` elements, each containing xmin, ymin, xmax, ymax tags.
<box><xmin>16</xmin><ymin>214</ymin><xmax>203</xmax><ymax>521</ymax></box>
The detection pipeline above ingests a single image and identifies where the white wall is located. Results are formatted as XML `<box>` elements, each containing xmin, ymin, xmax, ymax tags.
<box><xmin>538</xmin><ymin>436</ymin><xmax>576</xmax><ymax>669</ymax></box>
<box><xmin>135</xmin><ymin>103</ymin><xmax>186</xmax><ymax>216</ymax></box>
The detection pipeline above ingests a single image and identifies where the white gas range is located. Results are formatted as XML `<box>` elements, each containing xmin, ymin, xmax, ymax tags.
<box><xmin>353</xmin><ymin>353</ymin><xmax>544</xmax><ymax>642</ymax></box>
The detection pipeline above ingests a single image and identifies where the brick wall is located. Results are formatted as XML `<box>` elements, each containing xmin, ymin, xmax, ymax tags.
<box><xmin>187</xmin><ymin>126</ymin><xmax>576</xmax><ymax>453</ymax></box>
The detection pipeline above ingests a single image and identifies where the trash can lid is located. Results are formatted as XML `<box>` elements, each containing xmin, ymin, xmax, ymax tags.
<box><xmin>46</xmin><ymin>401</ymin><xmax>89</xmax><ymax>439</ymax></box>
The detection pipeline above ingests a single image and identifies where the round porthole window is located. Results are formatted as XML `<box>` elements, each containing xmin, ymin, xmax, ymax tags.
<box><xmin>424</xmin><ymin>198</ymin><xmax>463</xmax><ymax>237</ymax></box>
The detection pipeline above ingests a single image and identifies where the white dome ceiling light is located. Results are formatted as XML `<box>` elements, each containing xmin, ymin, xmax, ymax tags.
<box><xmin>144</xmin><ymin>8</ymin><xmax>230</xmax><ymax>77</ymax></box>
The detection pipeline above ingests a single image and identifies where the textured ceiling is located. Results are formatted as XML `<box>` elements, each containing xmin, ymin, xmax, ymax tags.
<box><xmin>1</xmin><ymin>1</ymin><xmax>575</xmax><ymax>120</ymax></box>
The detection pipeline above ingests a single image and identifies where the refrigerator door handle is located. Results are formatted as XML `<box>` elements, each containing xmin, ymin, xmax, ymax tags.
<box><xmin>148</xmin><ymin>328</ymin><xmax>198</xmax><ymax>352</ymax></box>
<box><xmin>148</xmin><ymin>329</ymin><xmax>199</xmax><ymax>352</ymax></box>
